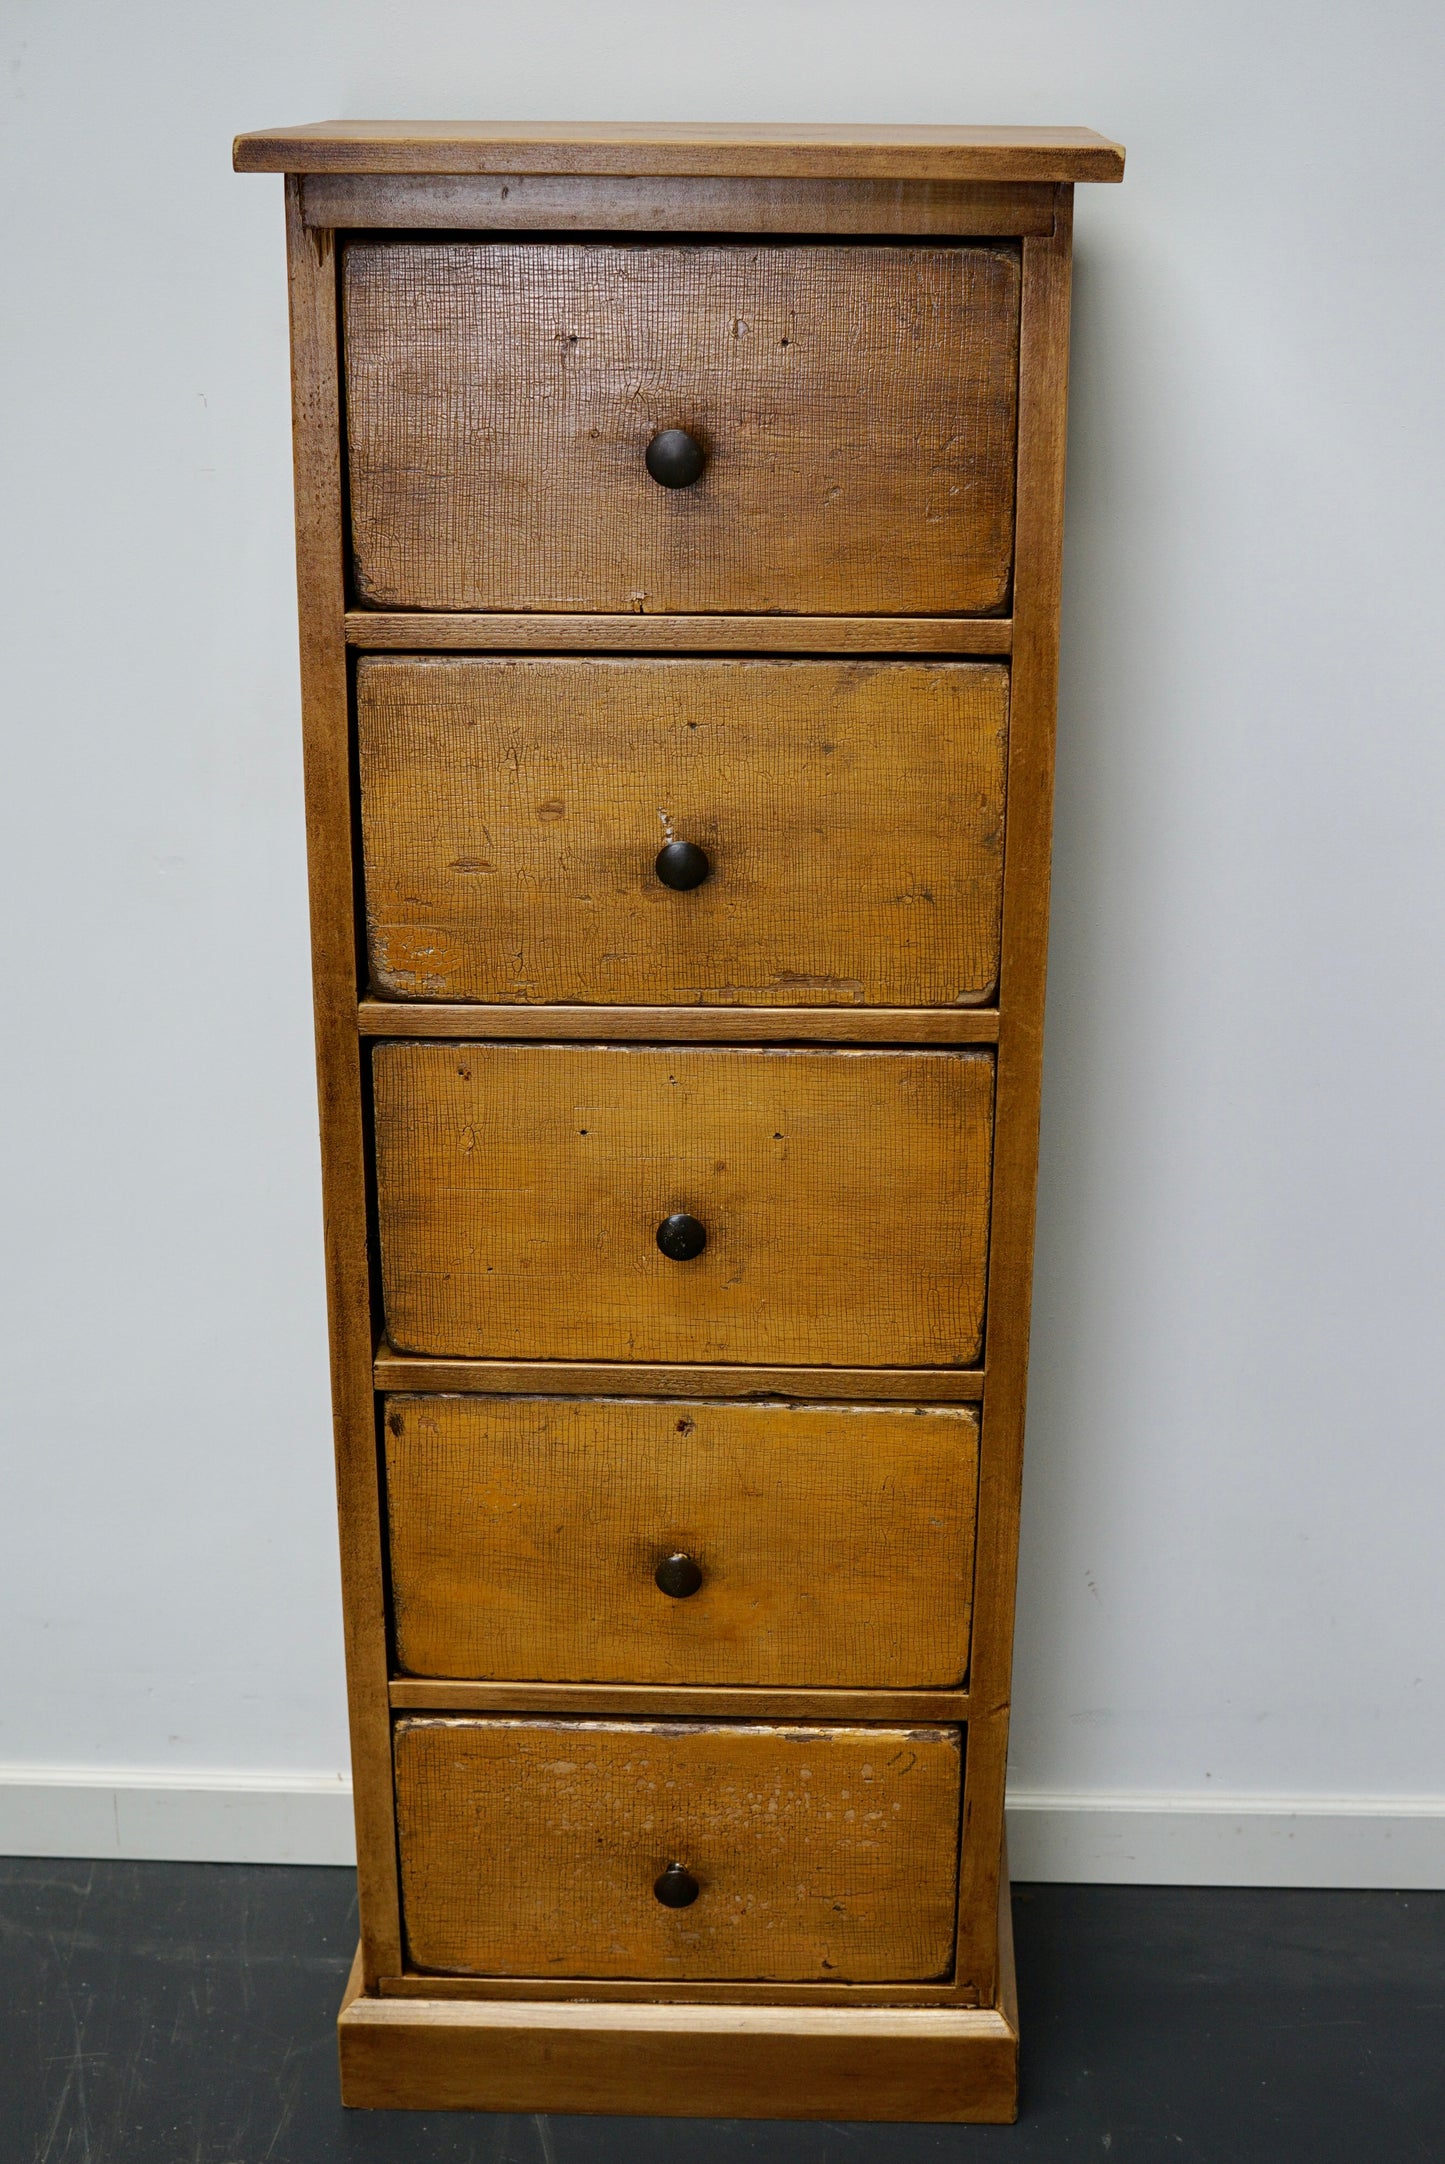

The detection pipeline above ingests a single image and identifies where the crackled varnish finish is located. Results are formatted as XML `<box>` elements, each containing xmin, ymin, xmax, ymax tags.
<box><xmin>236</xmin><ymin>117</ymin><xmax>1123</xmax><ymax>2123</ymax></box>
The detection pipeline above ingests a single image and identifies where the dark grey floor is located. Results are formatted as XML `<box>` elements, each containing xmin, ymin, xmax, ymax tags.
<box><xmin>3</xmin><ymin>1861</ymin><xmax>1440</xmax><ymax>2162</ymax></box>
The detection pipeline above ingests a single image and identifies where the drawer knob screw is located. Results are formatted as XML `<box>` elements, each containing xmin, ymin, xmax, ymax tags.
<box><xmin>653</xmin><ymin>1862</ymin><xmax>701</xmax><ymax>1908</ymax></box>
<box><xmin>656</xmin><ymin>1212</ymin><xmax>707</xmax><ymax>1261</ymax></box>
<box><xmin>655</xmin><ymin>1552</ymin><xmax>704</xmax><ymax>1599</ymax></box>
<box><xmin>645</xmin><ymin>428</ymin><xmax>707</xmax><ymax>489</ymax></box>
<box><xmin>655</xmin><ymin>838</ymin><xmax>711</xmax><ymax>890</ymax></box>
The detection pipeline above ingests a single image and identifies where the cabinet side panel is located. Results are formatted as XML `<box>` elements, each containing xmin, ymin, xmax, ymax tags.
<box><xmin>284</xmin><ymin>176</ymin><xmax>401</xmax><ymax>1979</ymax></box>
<box><xmin>955</xmin><ymin>187</ymin><xmax>1074</xmax><ymax>2000</ymax></box>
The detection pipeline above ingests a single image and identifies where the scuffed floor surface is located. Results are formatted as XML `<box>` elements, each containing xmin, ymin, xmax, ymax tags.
<box><xmin>2</xmin><ymin>1861</ymin><xmax>1441</xmax><ymax>2162</ymax></box>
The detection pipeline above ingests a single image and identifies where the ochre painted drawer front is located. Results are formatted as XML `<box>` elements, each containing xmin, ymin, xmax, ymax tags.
<box><xmin>372</xmin><ymin>1043</ymin><xmax>994</xmax><ymax>1365</ymax></box>
<box><xmin>394</xmin><ymin>1717</ymin><xmax>962</xmax><ymax>1980</ymax></box>
<box><xmin>343</xmin><ymin>242</ymin><xmax>1020</xmax><ymax>615</ymax></box>
<box><xmin>384</xmin><ymin>1394</ymin><xmax>978</xmax><ymax>1687</ymax></box>
<box><xmin>358</xmin><ymin>656</ymin><xmax>1008</xmax><ymax>1008</ymax></box>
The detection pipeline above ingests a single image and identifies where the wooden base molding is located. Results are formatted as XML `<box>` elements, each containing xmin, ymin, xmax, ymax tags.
<box><xmin>373</xmin><ymin>1974</ymin><xmax>977</xmax><ymax>2008</ymax></box>
<box><xmin>337</xmin><ymin>1930</ymin><xmax>1018</xmax><ymax>2120</ymax></box>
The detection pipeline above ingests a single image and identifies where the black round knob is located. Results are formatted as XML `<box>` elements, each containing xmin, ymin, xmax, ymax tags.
<box><xmin>655</xmin><ymin>1552</ymin><xmax>703</xmax><ymax>1599</ymax></box>
<box><xmin>655</xmin><ymin>840</ymin><xmax>711</xmax><ymax>891</ymax></box>
<box><xmin>645</xmin><ymin>428</ymin><xmax>706</xmax><ymax>489</ymax></box>
<box><xmin>654</xmin><ymin>1862</ymin><xmax>700</xmax><ymax>1908</ymax></box>
<box><xmin>656</xmin><ymin>1212</ymin><xmax>706</xmax><ymax>1261</ymax></box>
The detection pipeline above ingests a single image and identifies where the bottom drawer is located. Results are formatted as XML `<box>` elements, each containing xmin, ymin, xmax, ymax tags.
<box><xmin>395</xmin><ymin>1716</ymin><xmax>962</xmax><ymax>1982</ymax></box>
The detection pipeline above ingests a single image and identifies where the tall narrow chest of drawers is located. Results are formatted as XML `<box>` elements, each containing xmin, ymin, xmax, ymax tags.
<box><xmin>235</xmin><ymin>119</ymin><xmax>1124</xmax><ymax>2123</ymax></box>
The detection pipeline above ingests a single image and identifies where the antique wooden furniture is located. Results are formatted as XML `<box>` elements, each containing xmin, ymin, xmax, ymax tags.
<box><xmin>234</xmin><ymin>119</ymin><xmax>1124</xmax><ymax>2122</ymax></box>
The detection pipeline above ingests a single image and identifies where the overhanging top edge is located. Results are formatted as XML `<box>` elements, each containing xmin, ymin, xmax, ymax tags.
<box><xmin>232</xmin><ymin>120</ymin><xmax>1125</xmax><ymax>182</ymax></box>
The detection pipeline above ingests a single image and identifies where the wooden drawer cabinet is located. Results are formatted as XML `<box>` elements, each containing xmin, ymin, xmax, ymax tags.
<box><xmin>343</xmin><ymin>241</ymin><xmax>1020</xmax><ymax>615</ymax></box>
<box><xmin>372</xmin><ymin>1041</ymin><xmax>994</xmax><ymax>1364</ymax></box>
<box><xmin>236</xmin><ymin>116</ymin><xmax>1123</xmax><ymax>2121</ymax></box>
<box><xmin>384</xmin><ymin>1394</ymin><xmax>979</xmax><ymax>1687</ymax></box>
<box><xmin>358</xmin><ymin>655</ymin><xmax>1009</xmax><ymax>1008</ymax></box>
<box><xmin>394</xmin><ymin>1717</ymin><xmax>963</xmax><ymax>1981</ymax></box>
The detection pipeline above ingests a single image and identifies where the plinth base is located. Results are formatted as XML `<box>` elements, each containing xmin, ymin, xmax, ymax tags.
<box><xmin>337</xmin><ymin>1902</ymin><xmax>1018</xmax><ymax>2123</ymax></box>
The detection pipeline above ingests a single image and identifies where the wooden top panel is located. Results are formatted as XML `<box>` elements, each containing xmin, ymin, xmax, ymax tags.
<box><xmin>234</xmin><ymin>119</ymin><xmax>1124</xmax><ymax>182</ymax></box>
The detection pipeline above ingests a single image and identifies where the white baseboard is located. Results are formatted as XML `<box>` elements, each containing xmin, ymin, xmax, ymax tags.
<box><xmin>1005</xmin><ymin>1789</ymin><xmax>1445</xmax><ymax>1889</ymax></box>
<box><xmin>1</xmin><ymin>1767</ymin><xmax>1442</xmax><ymax>1886</ymax></box>
<box><xmin>0</xmin><ymin>1766</ymin><xmax>355</xmax><ymax>1866</ymax></box>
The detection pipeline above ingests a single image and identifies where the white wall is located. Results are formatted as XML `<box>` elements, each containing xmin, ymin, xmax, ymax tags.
<box><xmin>2</xmin><ymin>0</ymin><xmax>1442</xmax><ymax>1881</ymax></box>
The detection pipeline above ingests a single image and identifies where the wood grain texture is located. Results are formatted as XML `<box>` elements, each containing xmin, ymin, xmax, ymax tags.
<box><xmin>393</xmin><ymin>1717</ymin><xmax>962</xmax><ymax>1981</ymax></box>
<box><xmin>282</xmin><ymin>180</ymin><xmax>402</xmax><ymax>1982</ymax></box>
<box><xmin>359</xmin><ymin>1002</ymin><xmax>1000</xmax><ymax>1045</ymax></box>
<box><xmin>387</xmin><ymin>1680</ymin><xmax>970</xmax><ymax>1721</ymax></box>
<box><xmin>954</xmin><ymin>194</ymin><xmax>1074</xmax><ymax>2004</ymax></box>
<box><xmin>346</xmin><ymin>612</ymin><xmax>1014</xmax><ymax>654</ymax></box>
<box><xmin>383</xmin><ymin>1394</ymin><xmax>978</xmax><ymax>1687</ymax></box>
<box><xmin>371</xmin><ymin>1042</ymin><xmax>995</xmax><ymax>1365</ymax></box>
<box><xmin>372</xmin><ymin>1346</ymin><xmax>985</xmax><ymax>1401</ymax></box>
<box><xmin>358</xmin><ymin>656</ymin><xmax>1007</xmax><ymax>1007</ymax></box>
<box><xmin>235</xmin><ymin>117</ymin><xmax>1124</xmax><ymax>184</ymax></box>
<box><xmin>338</xmin><ymin>1992</ymin><xmax>1017</xmax><ymax>2119</ymax></box>
<box><xmin>342</xmin><ymin>243</ymin><xmax>1020</xmax><ymax>615</ymax></box>
<box><xmin>304</xmin><ymin>172</ymin><xmax>1057</xmax><ymax>235</ymax></box>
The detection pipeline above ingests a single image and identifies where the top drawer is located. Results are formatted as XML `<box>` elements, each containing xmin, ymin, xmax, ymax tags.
<box><xmin>342</xmin><ymin>241</ymin><xmax>1021</xmax><ymax>616</ymax></box>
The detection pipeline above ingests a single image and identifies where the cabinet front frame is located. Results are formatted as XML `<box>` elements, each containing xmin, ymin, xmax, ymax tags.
<box><xmin>283</xmin><ymin>175</ymin><xmax>1073</xmax><ymax>2005</ymax></box>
